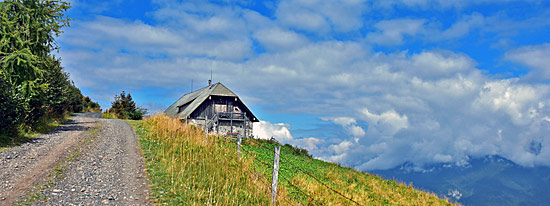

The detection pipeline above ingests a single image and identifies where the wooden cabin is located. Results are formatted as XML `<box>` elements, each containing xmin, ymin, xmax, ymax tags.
<box><xmin>165</xmin><ymin>82</ymin><xmax>259</xmax><ymax>138</ymax></box>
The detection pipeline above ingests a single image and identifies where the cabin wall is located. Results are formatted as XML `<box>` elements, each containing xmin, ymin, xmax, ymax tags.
<box><xmin>216</xmin><ymin>120</ymin><xmax>253</xmax><ymax>138</ymax></box>
<box><xmin>187</xmin><ymin>96</ymin><xmax>255</xmax><ymax>138</ymax></box>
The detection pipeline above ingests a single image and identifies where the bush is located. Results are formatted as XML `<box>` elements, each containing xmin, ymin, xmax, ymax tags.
<box><xmin>0</xmin><ymin>77</ymin><xmax>26</xmax><ymax>136</ymax></box>
<box><xmin>107</xmin><ymin>91</ymin><xmax>147</xmax><ymax>120</ymax></box>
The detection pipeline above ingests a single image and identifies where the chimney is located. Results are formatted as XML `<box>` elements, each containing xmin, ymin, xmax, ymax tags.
<box><xmin>208</xmin><ymin>79</ymin><xmax>212</xmax><ymax>86</ymax></box>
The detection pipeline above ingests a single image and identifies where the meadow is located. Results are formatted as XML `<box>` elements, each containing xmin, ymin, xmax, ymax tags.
<box><xmin>129</xmin><ymin>114</ymin><xmax>454</xmax><ymax>205</ymax></box>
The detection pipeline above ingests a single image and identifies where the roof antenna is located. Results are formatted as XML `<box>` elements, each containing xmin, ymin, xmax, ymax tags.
<box><xmin>191</xmin><ymin>79</ymin><xmax>193</xmax><ymax>92</ymax></box>
<box><xmin>208</xmin><ymin>68</ymin><xmax>213</xmax><ymax>87</ymax></box>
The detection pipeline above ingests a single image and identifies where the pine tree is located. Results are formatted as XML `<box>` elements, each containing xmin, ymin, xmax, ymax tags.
<box><xmin>109</xmin><ymin>91</ymin><xmax>147</xmax><ymax>120</ymax></box>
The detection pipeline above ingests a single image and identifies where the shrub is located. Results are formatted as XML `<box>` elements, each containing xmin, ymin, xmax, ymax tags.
<box><xmin>107</xmin><ymin>91</ymin><xmax>147</xmax><ymax>120</ymax></box>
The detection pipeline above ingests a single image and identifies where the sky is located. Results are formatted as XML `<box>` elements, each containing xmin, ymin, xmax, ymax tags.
<box><xmin>58</xmin><ymin>0</ymin><xmax>550</xmax><ymax>171</ymax></box>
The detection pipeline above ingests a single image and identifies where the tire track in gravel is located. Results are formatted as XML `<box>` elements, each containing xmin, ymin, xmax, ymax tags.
<box><xmin>33</xmin><ymin>118</ymin><xmax>151</xmax><ymax>206</ymax></box>
<box><xmin>0</xmin><ymin>113</ymin><xmax>99</xmax><ymax>205</ymax></box>
<box><xmin>0</xmin><ymin>114</ymin><xmax>150</xmax><ymax>206</ymax></box>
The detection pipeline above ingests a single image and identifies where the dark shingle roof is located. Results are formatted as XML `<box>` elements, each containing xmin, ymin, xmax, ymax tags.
<box><xmin>164</xmin><ymin>82</ymin><xmax>258</xmax><ymax>122</ymax></box>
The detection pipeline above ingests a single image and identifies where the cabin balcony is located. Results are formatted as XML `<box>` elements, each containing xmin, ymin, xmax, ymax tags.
<box><xmin>216</xmin><ymin>112</ymin><xmax>246</xmax><ymax>121</ymax></box>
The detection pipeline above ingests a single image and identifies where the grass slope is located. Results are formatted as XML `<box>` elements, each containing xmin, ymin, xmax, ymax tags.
<box><xmin>129</xmin><ymin>114</ymin><xmax>454</xmax><ymax>205</ymax></box>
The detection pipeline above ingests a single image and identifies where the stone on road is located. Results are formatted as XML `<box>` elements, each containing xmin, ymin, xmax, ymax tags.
<box><xmin>0</xmin><ymin>113</ymin><xmax>150</xmax><ymax>205</ymax></box>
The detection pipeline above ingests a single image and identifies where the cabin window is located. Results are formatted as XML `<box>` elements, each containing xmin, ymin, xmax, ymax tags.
<box><xmin>234</xmin><ymin>106</ymin><xmax>241</xmax><ymax>113</ymax></box>
<box><xmin>215</xmin><ymin>104</ymin><xmax>227</xmax><ymax>113</ymax></box>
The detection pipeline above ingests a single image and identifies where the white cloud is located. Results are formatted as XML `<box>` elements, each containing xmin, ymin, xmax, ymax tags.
<box><xmin>361</xmin><ymin>109</ymin><xmax>409</xmax><ymax>137</ymax></box>
<box><xmin>505</xmin><ymin>43</ymin><xmax>550</xmax><ymax>81</ymax></box>
<box><xmin>322</xmin><ymin>117</ymin><xmax>366</xmax><ymax>138</ymax></box>
<box><xmin>253</xmin><ymin>121</ymin><xmax>293</xmax><ymax>141</ymax></box>
<box><xmin>366</xmin><ymin>18</ymin><xmax>426</xmax><ymax>45</ymax></box>
<box><xmin>253</xmin><ymin>121</ymin><xmax>324</xmax><ymax>152</ymax></box>
<box><xmin>275</xmin><ymin>0</ymin><xmax>367</xmax><ymax>33</ymax></box>
<box><xmin>253</xmin><ymin>28</ymin><xmax>309</xmax><ymax>52</ymax></box>
<box><xmin>440</xmin><ymin>13</ymin><xmax>485</xmax><ymax>39</ymax></box>
<box><xmin>294</xmin><ymin>137</ymin><xmax>325</xmax><ymax>151</ymax></box>
<box><xmin>373</xmin><ymin>0</ymin><xmax>537</xmax><ymax>10</ymax></box>
<box><xmin>58</xmin><ymin>0</ymin><xmax>550</xmax><ymax>172</ymax></box>
<box><xmin>85</xmin><ymin>16</ymin><xmax>182</xmax><ymax>45</ymax></box>
<box><xmin>406</xmin><ymin>51</ymin><xmax>476</xmax><ymax>78</ymax></box>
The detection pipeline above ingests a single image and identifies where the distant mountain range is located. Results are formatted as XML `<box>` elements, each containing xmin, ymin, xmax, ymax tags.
<box><xmin>371</xmin><ymin>156</ymin><xmax>550</xmax><ymax>206</ymax></box>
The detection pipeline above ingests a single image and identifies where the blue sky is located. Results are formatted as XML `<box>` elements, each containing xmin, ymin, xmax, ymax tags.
<box><xmin>58</xmin><ymin>0</ymin><xmax>550</xmax><ymax>171</ymax></box>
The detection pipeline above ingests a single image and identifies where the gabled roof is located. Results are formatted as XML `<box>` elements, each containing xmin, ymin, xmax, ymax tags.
<box><xmin>164</xmin><ymin>82</ymin><xmax>259</xmax><ymax>122</ymax></box>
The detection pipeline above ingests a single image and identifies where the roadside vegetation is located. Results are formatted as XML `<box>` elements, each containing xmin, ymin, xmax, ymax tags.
<box><xmin>243</xmin><ymin>139</ymin><xmax>454</xmax><ymax>205</ymax></box>
<box><xmin>0</xmin><ymin>0</ymin><xmax>99</xmax><ymax>148</ymax></box>
<box><xmin>129</xmin><ymin>114</ymin><xmax>454</xmax><ymax>205</ymax></box>
<box><xmin>128</xmin><ymin>114</ymin><xmax>287</xmax><ymax>205</ymax></box>
<box><xmin>103</xmin><ymin>91</ymin><xmax>147</xmax><ymax>120</ymax></box>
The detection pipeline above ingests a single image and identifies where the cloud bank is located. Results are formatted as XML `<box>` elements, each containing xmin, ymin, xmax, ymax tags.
<box><xmin>59</xmin><ymin>0</ymin><xmax>550</xmax><ymax>170</ymax></box>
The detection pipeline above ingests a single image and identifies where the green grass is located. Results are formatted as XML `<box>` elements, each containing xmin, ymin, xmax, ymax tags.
<box><xmin>128</xmin><ymin>115</ymin><xmax>282</xmax><ymax>205</ymax></box>
<box><xmin>242</xmin><ymin>139</ymin><xmax>454</xmax><ymax>205</ymax></box>
<box><xmin>129</xmin><ymin>114</ymin><xmax>454</xmax><ymax>205</ymax></box>
<box><xmin>101</xmin><ymin>112</ymin><xmax>117</xmax><ymax>119</ymax></box>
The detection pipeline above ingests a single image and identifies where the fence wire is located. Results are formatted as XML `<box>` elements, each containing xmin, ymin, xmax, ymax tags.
<box><xmin>243</xmin><ymin>140</ymin><xmax>362</xmax><ymax>206</ymax></box>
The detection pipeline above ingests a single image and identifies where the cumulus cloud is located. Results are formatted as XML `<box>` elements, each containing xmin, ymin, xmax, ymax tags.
<box><xmin>322</xmin><ymin>117</ymin><xmax>366</xmax><ymax>139</ymax></box>
<box><xmin>253</xmin><ymin>28</ymin><xmax>309</xmax><ymax>52</ymax></box>
<box><xmin>315</xmin><ymin>63</ymin><xmax>550</xmax><ymax>170</ymax></box>
<box><xmin>366</xmin><ymin>18</ymin><xmax>426</xmax><ymax>45</ymax></box>
<box><xmin>253</xmin><ymin>121</ymin><xmax>294</xmax><ymax>141</ymax></box>
<box><xmin>253</xmin><ymin>121</ymin><xmax>324</xmax><ymax>151</ymax></box>
<box><xmin>362</xmin><ymin>109</ymin><xmax>408</xmax><ymax>138</ymax></box>
<box><xmin>439</xmin><ymin>13</ymin><xmax>485</xmax><ymax>39</ymax></box>
<box><xmin>275</xmin><ymin>0</ymin><xmax>367</xmax><ymax>33</ymax></box>
<box><xmin>59</xmin><ymin>0</ymin><xmax>550</xmax><ymax>172</ymax></box>
<box><xmin>505</xmin><ymin>43</ymin><xmax>550</xmax><ymax>81</ymax></box>
<box><xmin>373</xmin><ymin>0</ymin><xmax>535</xmax><ymax>10</ymax></box>
<box><xmin>404</xmin><ymin>51</ymin><xmax>476</xmax><ymax>78</ymax></box>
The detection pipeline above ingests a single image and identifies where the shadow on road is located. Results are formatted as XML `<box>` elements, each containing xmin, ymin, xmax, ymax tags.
<box><xmin>0</xmin><ymin>113</ymin><xmax>100</xmax><ymax>148</ymax></box>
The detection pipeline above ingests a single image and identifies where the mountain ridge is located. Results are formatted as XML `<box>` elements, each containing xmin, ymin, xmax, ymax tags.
<box><xmin>372</xmin><ymin>155</ymin><xmax>550</xmax><ymax>206</ymax></box>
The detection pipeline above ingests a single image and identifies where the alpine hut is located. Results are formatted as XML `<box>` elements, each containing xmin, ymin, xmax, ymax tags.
<box><xmin>165</xmin><ymin>81</ymin><xmax>259</xmax><ymax>138</ymax></box>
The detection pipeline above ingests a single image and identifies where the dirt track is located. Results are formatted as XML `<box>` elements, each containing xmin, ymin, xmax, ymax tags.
<box><xmin>0</xmin><ymin>113</ymin><xmax>150</xmax><ymax>205</ymax></box>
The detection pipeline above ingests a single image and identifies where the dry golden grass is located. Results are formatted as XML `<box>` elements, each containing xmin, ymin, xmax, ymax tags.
<box><xmin>130</xmin><ymin>114</ymin><xmax>295</xmax><ymax>205</ymax></box>
<box><xmin>289</xmin><ymin>167</ymin><xmax>453</xmax><ymax>205</ymax></box>
<box><xmin>130</xmin><ymin>114</ymin><xmax>455</xmax><ymax>205</ymax></box>
<box><xmin>242</xmin><ymin>139</ymin><xmax>456</xmax><ymax>206</ymax></box>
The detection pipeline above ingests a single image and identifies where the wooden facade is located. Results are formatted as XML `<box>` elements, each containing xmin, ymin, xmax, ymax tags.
<box><xmin>165</xmin><ymin>82</ymin><xmax>258</xmax><ymax>138</ymax></box>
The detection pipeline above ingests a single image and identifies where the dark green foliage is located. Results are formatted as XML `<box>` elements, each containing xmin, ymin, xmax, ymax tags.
<box><xmin>0</xmin><ymin>0</ymin><xmax>99</xmax><ymax>139</ymax></box>
<box><xmin>0</xmin><ymin>76</ymin><xmax>26</xmax><ymax>136</ymax></box>
<box><xmin>108</xmin><ymin>91</ymin><xmax>147</xmax><ymax>120</ymax></box>
<box><xmin>0</xmin><ymin>0</ymin><xmax>70</xmax><ymax>93</ymax></box>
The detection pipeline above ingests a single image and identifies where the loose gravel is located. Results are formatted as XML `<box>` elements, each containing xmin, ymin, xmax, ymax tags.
<box><xmin>0</xmin><ymin>113</ymin><xmax>150</xmax><ymax>206</ymax></box>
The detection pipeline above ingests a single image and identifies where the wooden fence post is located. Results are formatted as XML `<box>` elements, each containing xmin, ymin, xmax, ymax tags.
<box><xmin>237</xmin><ymin>135</ymin><xmax>242</xmax><ymax>159</ymax></box>
<box><xmin>271</xmin><ymin>145</ymin><xmax>281</xmax><ymax>205</ymax></box>
<box><xmin>205</xmin><ymin>115</ymin><xmax>208</xmax><ymax>141</ymax></box>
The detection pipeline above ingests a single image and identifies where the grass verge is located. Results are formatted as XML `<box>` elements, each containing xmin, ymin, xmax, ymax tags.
<box><xmin>0</xmin><ymin>115</ymin><xmax>71</xmax><ymax>152</ymax></box>
<box><xmin>101</xmin><ymin>112</ymin><xmax>117</xmax><ymax>119</ymax></box>
<box><xmin>243</xmin><ymin>139</ymin><xmax>455</xmax><ymax>205</ymax></box>
<box><xmin>128</xmin><ymin>114</ymin><xmax>293</xmax><ymax>205</ymax></box>
<box><xmin>130</xmin><ymin>114</ymin><xmax>456</xmax><ymax>205</ymax></box>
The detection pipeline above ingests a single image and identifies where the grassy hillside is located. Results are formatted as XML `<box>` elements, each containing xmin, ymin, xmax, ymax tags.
<box><xmin>128</xmin><ymin>114</ymin><xmax>454</xmax><ymax>205</ymax></box>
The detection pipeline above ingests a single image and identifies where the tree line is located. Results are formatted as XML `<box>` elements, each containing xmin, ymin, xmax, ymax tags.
<box><xmin>0</xmin><ymin>0</ymin><xmax>99</xmax><ymax>138</ymax></box>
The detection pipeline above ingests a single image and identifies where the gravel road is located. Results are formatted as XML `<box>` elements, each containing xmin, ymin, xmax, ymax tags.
<box><xmin>0</xmin><ymin>113</ymin><xmax>150</xmax><ymax>206</ymax></box>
